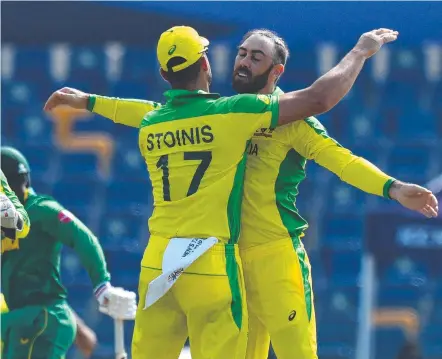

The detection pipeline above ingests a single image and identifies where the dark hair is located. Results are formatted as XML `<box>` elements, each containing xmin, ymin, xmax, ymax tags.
<box><xmin>240</xmin><ymin>29</ymin><xmax>290</xmax><ymax>66</ymax></box>
<box><xmin>163</xmin><ymin>57</ymin><xmax>203</xmax><ymax>89</ymax></box>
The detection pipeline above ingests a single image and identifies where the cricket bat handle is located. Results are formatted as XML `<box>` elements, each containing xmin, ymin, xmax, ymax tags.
<box><xmin>114</xmin><ymin>319</ymin><xmax>127</xmax><ymax>359</ymax></box>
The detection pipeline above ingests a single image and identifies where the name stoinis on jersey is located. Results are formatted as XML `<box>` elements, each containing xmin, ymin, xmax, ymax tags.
<box><xmin>145</xmin><ymin>125</ymin><xmax>214</xmax><ymax>151</ymax></box>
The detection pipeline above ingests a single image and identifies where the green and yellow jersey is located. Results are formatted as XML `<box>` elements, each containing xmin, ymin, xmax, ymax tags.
<box><xmin>138</xmin><ymin>89</ymin><xmax>278</xmax><ymax>243</ymax></box>
<box><xmin>87</xmin><ymin>87</ymin><xmax>394</xmax><ymax>248</ymax></box>
<box><xmin>0</xmin><ymin>169</ymin><xmax>30</xmax><ymax>249</ymax></box>
<box><xmin>1</xmin><ymin>190</ymin><xmax>110</xmax><ymax>309</ymax></box>
<box><xmin>240</xmin><ymin>88</ymin><xmax>394</xmax><ymax>248</ymax></box>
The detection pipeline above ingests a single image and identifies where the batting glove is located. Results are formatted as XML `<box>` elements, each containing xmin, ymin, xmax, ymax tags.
<box><xmin>95</xmin><ymin>282</ymin><xmax>137</xmax><ymax>320</ymax></box>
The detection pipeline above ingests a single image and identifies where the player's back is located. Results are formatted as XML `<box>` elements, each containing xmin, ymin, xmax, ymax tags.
<box><xmin>138</xmin><ymin>89</ymin><xmax>278</xmax><ymax>244</ymax></box>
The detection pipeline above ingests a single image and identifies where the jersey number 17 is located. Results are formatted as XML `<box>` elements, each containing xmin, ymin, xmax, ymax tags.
<box><xmin>156</xmin><ymin>151</ymin><xmax>212</xmax><ymax>201</ymax></box>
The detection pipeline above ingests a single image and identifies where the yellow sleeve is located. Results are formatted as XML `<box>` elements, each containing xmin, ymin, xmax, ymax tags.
<box><xmin>88</xmin><ymin>95</ymin><xmax>161</xmax><ymax>128</ymax></box>
<box><xmin>0</xmin><ymin>293</ymin><xmax>8</xmax><ymax>313</ymax></box>
<box><xmin>289</xmin><ymin>117</ymin><xmax>395</xmax><ymax>198</ymax></box>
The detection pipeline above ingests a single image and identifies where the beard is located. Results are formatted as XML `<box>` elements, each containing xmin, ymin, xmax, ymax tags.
<box><xmin>232</xmin><ymin>65</ymin><xmax>273</xmax><ymax>94</ymax></box>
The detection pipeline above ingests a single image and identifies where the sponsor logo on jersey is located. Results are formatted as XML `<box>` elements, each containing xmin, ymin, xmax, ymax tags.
<box><xmin>288</xmin><ymin>310</ymin><xmax>297</xmax><ymax>321</ymax></box>
<box><xmin>253</xmin><ymin>128</ymin><xmax>274</xmax><ymax>138</ymax></box>
<box><xmin>18</xmin><ymin>163</ymin><xmax>27</xmax><ymax>174</ymax></box>
<box><xmin>58</xmin><ymin>210</ymin><xmax>73</xmax><ymax>223</ymax></box>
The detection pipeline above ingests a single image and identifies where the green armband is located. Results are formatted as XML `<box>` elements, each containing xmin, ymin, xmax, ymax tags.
<box><xmin>383</xmin><ymin>178</ymin><xmax>396</xmax><ymax>199</ymax></box>
<box><xmin>87</xmin><ymin>95</ymin><xmax>96</xmax><ymax>112</ymax></box>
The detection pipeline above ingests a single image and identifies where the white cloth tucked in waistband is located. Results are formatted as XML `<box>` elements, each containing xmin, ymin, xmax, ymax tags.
<box><xmin>144</xmin><ymin>237</ymin><xmax>218</xmax><ymax>309</ymax></box>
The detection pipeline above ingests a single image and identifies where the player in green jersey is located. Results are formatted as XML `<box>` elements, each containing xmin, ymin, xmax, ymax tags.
<box><xmin>0</xmin><ymin>146</ymin><xmax>137</xmax><ymax>359</ymax></box>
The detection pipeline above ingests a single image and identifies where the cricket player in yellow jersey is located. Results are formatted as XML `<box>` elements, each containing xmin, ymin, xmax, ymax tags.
<box><xmin>45</xmin><ymin>26</ymin><xmax>405</xmax><ymax>359</ymax></box>
<box><xmin>1</xmin><ymin>169</ymin><xmax>30</xmax><ymax>244</ymax></box>
<box><xmin>1</xmin><ymin>169</ymin><xmax>30</xmax><ymax>353</ymax></box>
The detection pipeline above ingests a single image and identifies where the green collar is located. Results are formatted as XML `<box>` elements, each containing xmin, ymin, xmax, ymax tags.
<box><xmin>164</xmin><ymin>89</ymin><xmax>220</xmax><ymax>104</ymax></box>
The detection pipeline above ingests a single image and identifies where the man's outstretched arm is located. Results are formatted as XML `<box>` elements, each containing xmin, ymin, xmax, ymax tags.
<box><xmin>289</xmin><ymin>118</ymin><xmax>438</xmax><ymax>218</ymax></box>
<box><xmin>277</xmin><ymin>28</ymin><xmax>399</xmax><ymax>126</ymax></box>
<box><xmin>44</xmin><ymin>87</ymin><xmax>160</xmax><ymax>128</ymax></box>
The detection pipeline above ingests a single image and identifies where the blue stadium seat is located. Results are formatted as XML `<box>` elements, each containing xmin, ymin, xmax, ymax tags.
<box><xmin>58</xmin><ymin>152</ymin><xmax>100</xmax><ymax>180</ymax></box>
<box><xmin>121</xmin><ymin>48</ymin><xmax>159</xmax><ymax>85</ymax></box>
<box><xmin>318</xmin><ymin>324</ymin><xmax>356</xmax><ymax>345</ymax></box>
<box><xmin>94</xmin><ymin>314</ymin><xmax>115</xmax><ymax>345</ymax></box>
<box><xmin>308</xmin><ymin>250</ymin><xmax>328</xmax><ymax>291</ymax></box>
<box><xmin>429</xmin><ymin>81</ymin><xmax>442</xmax><ymax>112</ymax></box>
<box><xmin>14</xmin><ymin>46</ymin><xmax>51</xmax><ymax>82</ymax></box>
<box><xmin>112</xmin><ymin>144</ymin><xmax>149</xmax><ymax>181</ymax></box>
<box><xmin>20</xmin><ymin>143</ymin><xmax>56</xmax><ymax>178</ymax></box>
<box><xmin>65</xmin><ymin>283</ymin><xmax>94</xmax><ymax>316</ymax></box>
<box><xmin>323</xmin><ymin>214</ymin><xmax>364</xmax><ymax>250</ymax></box>
<box><xmin>377</xmin><ymin>284</ymin><xmax>428</xmax><ymax>309</ymax></box>
<box><xmin>68</xmin><ymin>47</ymin><xmax>107</xmax><ymax>86</ymax></box>
<box><xmin>387</xmin><ymin>145</ymin><xmax>431</xmax><ymax>182</ymax></box>
<box><xmin>106</xmin><ymin>179</ymin><xmax>152</xmax><ymax>211</ymax></box>
<box><xmin>421</xmin><ymin>324</ymin><xmax>442</xmax><ymax>354</ymax></box>
<box><xmin>2</xmin><ymin>81</ymin><xmax>37</xmax><ymax>106</ymax></box>
<box><xmin>383</xmin><ymin>80</ymin><xmax>421</xmax><ymax>107</ymax></box>
<box><xmin>430</xmin><ymin>286</ymin><xmax>442</xmax><ymax>324</ymax></box>
<box><xmin>14</xmin><ymin>112</ymin><xmax>53</xmax><ymax>145</ymax></box>
<box><xmin>316</xmin><ymin>345</ymin><xmax>351</xmax><ymax>359</ymax></box>
<box><xmin>388</xmin><ymin>47</ymin><xmax>425</xmax><ymax>85</ymax></box>
<box><xmin>397</xmin><ymin>106</ymin><xmax>437</xmax><ymax>140</ymax></box>
<box><xmin>326</xmin><ymin>179</ymin><xmax>368</xmax><ymax>215</ymax></box>
<box><xmin>315</xmin><ymin>286</ymin><xmax>359</xmax><ymax>323</ymax></box>
<box><xmin>70</xmin><ymin>112</ymin><xmax>116</xmax><ymax>134</ymax></box>
<box><xmin>60</xmin><ymin>78</ymin><xmax>108</xmax><ymax>96</ymax></box>
<box><xmin>29</xmin><ymin>178</ymin><xmax>53</xmax><ymax>196</ymax></box>
<box><xmin>99</xmin><ymin>210</ymin><xmax>146</xmax><ymax>252</ymax></box>
<box><xmin>422</xmin><ymin>344</ymin><xmax>442</xmax><ymax>359</ymax></box>
<box><xmin>109</xmin><ymin>80</ymin><xmax>150</xmax><ymax>100</ymax></box>
<box><xmin>105</xmin><ymin>250</ymin><xmax>142</xmax><ymax>287</ymax></box>
<box><xmin>52</xmin><ymin>178</ymin><xmax>100</xmax><ymax>207</ymax></box>
<box><xmin>329</xmin><ymin>249</ymin><xmax>362</xmax><ymax>285</ymax></box>
<box><xmin>381</xmin><ymin>258</ymin><xmax>430</xmax><ymax>286</ymax></box>
<box><xmin>374</xmin><ymin>328</ymin><xmax>406</xmax><ymax>359</ymax></box>
<box><xmin>317</xmin><ymin>346</ymin><xmax>354</xmax><ymax>359</ymax></box>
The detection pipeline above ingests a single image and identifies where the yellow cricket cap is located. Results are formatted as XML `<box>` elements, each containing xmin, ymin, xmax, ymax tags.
<box><xmin>157</xmin><ymin>26</ymin><xmax>209</xmax><ymax>73</ymax></box>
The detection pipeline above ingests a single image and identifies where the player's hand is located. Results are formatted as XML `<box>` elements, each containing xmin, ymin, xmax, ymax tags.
<box><xmin>44</xmin><ymin>87</ymin><xmax>90</xmax><ymax>113</ymax></box>
<box><xmin>353</xmin><ymin>28</ymin><xmax>399</xmax><ymax>59</ymax></box>
<box><xmin>389</xmin><ymin>181</ymin><xmax>439</xmax><ymax>218</ymax></box>
<box><xmin>95</xmin><ymin>283</ymin><xmax>137</xmax><ymax>320</ymax></box>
